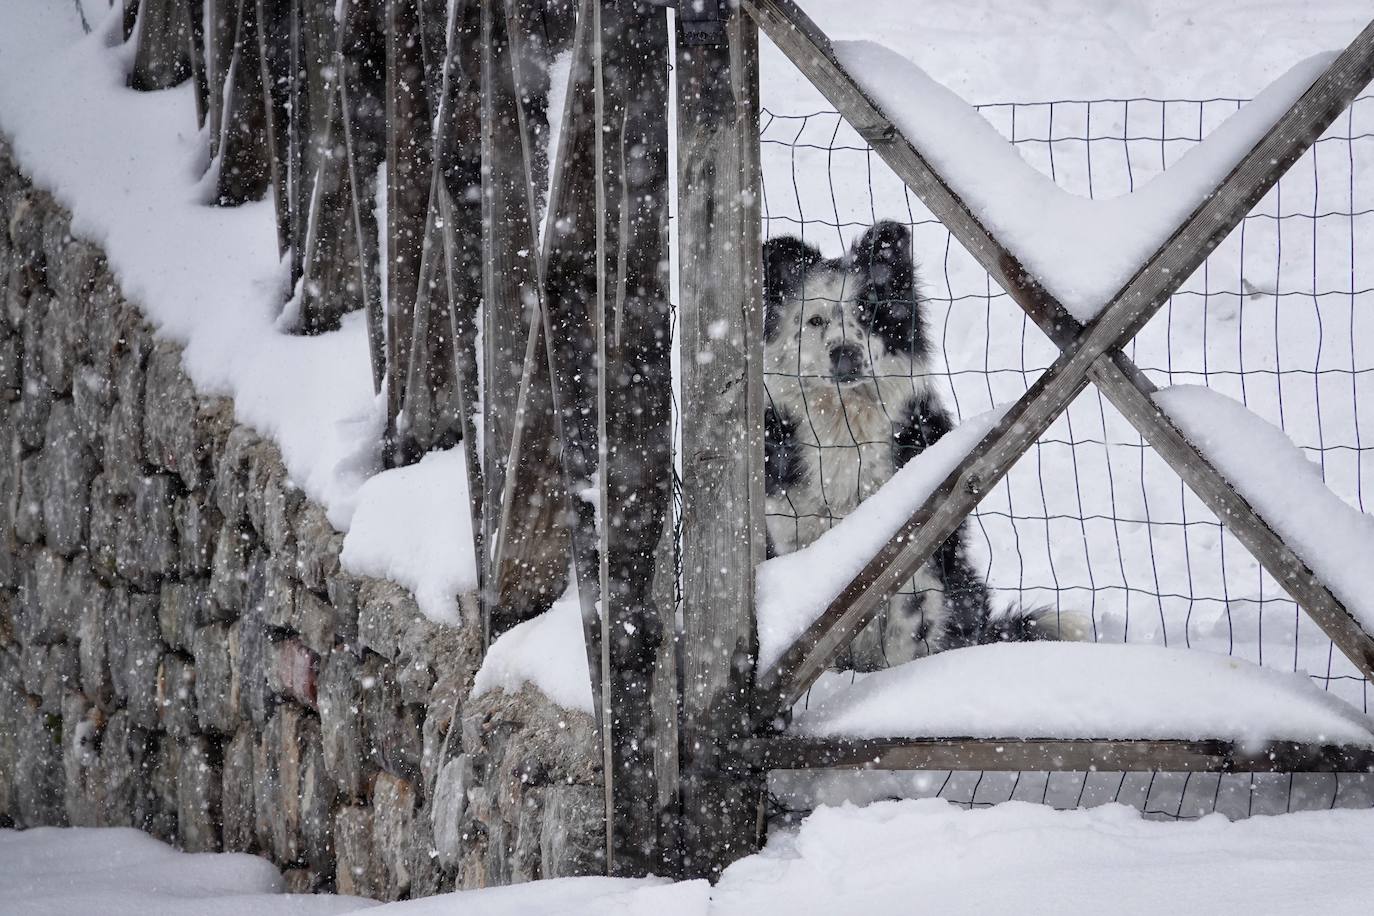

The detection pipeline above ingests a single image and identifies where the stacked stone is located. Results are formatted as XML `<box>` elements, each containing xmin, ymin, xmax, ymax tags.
<box><xmin>0</xmin><ymin>140</ymin><xmax>603</xmax><ymax>899</ymax></box>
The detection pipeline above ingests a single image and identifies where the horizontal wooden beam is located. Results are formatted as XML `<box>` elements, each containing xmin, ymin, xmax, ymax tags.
<box><xmin>749</xmin><ymin>736</ymin><xmax>1374</xmax><ymax>774</ymax></box>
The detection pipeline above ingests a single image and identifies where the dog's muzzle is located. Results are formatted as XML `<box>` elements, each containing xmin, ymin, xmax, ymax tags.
<box><xmin>829</xmin><ymin>343</ymin><xmax>864</xmax><ymax>384</ymax></box>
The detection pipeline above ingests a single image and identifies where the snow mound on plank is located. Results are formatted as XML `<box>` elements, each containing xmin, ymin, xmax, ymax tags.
<box><xmin>755</xmin><ymin>405</ymin><xmax>1009</xmax><ymax>673</ymax></box>
<box><xmin>793</xmin><ymin>641</ymin><xmax>1374</xmax><ymax>747</ymax></box>
<box><xmin>1155</xmin><ymin>385</ymin><xmax>1374</xmax><ymax>637</ymax></box>
<box><xmin>835</xmin><ymin>40</ymin><xmax>1336</xmax><ymax>320</ymax></box>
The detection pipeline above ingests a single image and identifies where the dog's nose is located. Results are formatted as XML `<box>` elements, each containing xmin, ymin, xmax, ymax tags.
<box><xmin>829</xmin><ymin>343</ymin><xmax>863</xmax><ymax>383</ymax></box>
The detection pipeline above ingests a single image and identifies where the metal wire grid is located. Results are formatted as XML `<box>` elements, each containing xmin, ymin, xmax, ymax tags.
<box><xmin>758</xmin><ymin>93</ymin><xmax>1374</xmax><ymax>821</ymax></box>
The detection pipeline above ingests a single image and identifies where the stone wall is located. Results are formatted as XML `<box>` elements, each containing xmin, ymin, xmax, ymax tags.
<box><xmin>0</xmin><ymin>138</ymin><xmax>603</xmax><ymax>898</ymax></box>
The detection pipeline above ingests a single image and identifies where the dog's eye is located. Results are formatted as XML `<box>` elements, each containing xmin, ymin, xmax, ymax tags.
<box><xmin>806</xmin><ymin>315</ymin><xmax>825</xmax><ymax>328</ymax></box>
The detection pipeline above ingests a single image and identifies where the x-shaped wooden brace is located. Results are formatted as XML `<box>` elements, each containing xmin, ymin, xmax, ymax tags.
<box><xmin>744</xmin><ymin>0</ymin><xmax>1374</xmax><ymax>722</ymax></box>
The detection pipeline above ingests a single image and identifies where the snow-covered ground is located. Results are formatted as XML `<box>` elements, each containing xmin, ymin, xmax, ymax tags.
<box><xmin>9</xmin><ymin>800</ymin><xmax>1374</xmax><ymax>915</ymax></box>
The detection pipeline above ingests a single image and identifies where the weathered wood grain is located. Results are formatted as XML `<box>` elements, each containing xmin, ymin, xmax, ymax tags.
<box><xmin>674</xmin><ymin>0</ymin><xmax>767</xmax><ymax>880</ymax></box>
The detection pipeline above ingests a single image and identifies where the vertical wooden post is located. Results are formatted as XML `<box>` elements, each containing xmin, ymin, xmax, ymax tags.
<box><xmin>674</xmin><ymin>0</ymin><xmax>766</xmax><ymax>878</ymax></box>
<box><xmin>479</xmin><ymin>0</ymin><xmax>534</xmax><ymax>630</ymax></box>
<box><xmin>591</xmin><ymin>0</ymin><xmax>674</xmax><ymax>879</ymax></box>
<box><xmin>385</xmin><ymin>0</ymin><xmax>434</xmax><ymax>456</ymax></box>
<box><xmin>130</xmin><ymin>0</ymin><xmax>192</xmax><ymax>90</ymax></box>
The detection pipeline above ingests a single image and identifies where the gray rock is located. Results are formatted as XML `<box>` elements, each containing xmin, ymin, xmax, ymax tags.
<box><xmin>17</xmin><ymin>291</ymin><xmax>52</xmax><ymax>451</ymax></box>
<box><xmin>335</xmin><ymin>805</ymin><xmax>382</xmax><ymax>899</ymax></box>
<box><xmin>192</xmin><ymin>622</ymin><xmax>238</xmax><ymax>734</ymax></box>
<box><xmin>71</xmin><ymin>366</ymin><xmax>112</xmax><ymax>449</ymax></box>
<box><xmin>15</xmin><ymin>452</ymin><xmax>44</xmax><ymax>544</ymax></box>
<box><xmin>295</xmin><ymin>504</ymin><xmax>340</xmax><ymax>591</ymax></box>
<box><xmin>6</xmin><ymin>189</ymin><xmax>46</xmax><ymax>280</ymax></box>
<box><xmin>372</xmin><ymin>772</ymin><xmax>416</xmax><ymax>899</ymax></box>
<box><xmin>325</xmin><ymin>571</ymin><xmax>361</xmax><ymax>646</ymax></box>
<box><xmin>357</xmin><ymin>579</ymin><xmax>417</xmax><ymax>661</ymax></box>
<box><xmin>176</xmin><ymin>735</ymin><xmax>221</xmax><ymax>852</ymax></box>
<box><xmin>96</xmin><ymin>709</ymin><xmax>145</xmax><ymax>828</ymax></box>
<box><xmin>267</xmin><ymin>636</ymin><xmax>318</xmax><ymax>710</ymax></box>
<box><xmin>109</xmin><ymin>591</ymin><xmax>163</xmax><ymax>730</ymax></box>
<box><xmin>244</xmin><ymin>446</ymin><xmax>288</xmax><ymax>543</ymax></box>
<box><xmin>317</xmin><ymin>648</ymin><xmax>371</xmax><ymax>800</ymax></box>
<box><xmin>174</xmin><ymin>494</ymin><xmax>221</xmax><ymax>580</ymax></box>
<box><xmin>40</xmin><ymin>401</ymin><xmax>97</xmax><ymax>554</ymax></box>
<box><xmin>38</xmin><ymin>285</ymin><xmax>78</xmax><ymax>396</ymax></box>
<box><xmin>220</xmin><ymin>728</ymin><xmax>257</xmax><ymax>851</ymax></box>
<box><xmin>256</xmin><ymin>703</ymin><xmax>305</xmax><ymax>863</ymax></box>
<box><xmin>209</xmin><ymin>523</ymin><xmax>252</xmax><ymax>616</ymax></box>
<box><xmin>295</xmin><ymin>588</ymin><xmax>337</xmax><ymax>656</ymax></box>
<box><xmin>15</xmin><ymin>697</ymin><xmax>65</xmax><ymax>826</ymax></box>
<box><xmin>0</xmin><ymin>333</ymin><xmax>19</xmax><ymax>402</ymax></box>
<box><xmin>262</xmin><ymin>552</ymin><xmax>297</xmax><ymax>630</ymax></box>
<box><xmin>102</xmin><ymin>330</ymin><xmax>149</xmax><ymax>494</ymax></box>
<box><xmin>229</xmin><ymin>616</ymin><xmax>271</xmax><ymax>727</ymax></box>
<box><xmin>73</xmin><ymin>566</ymin><xmax>113</xmax><ymax>708</ymax></box>
<box><xmin>430</xmin><ymin>754</ymin><xmax>475</xmax><ymax>869</ymax></box>
<box><xmin>142</xmin><ymin>343</ymin><xmax>206</xmax><ymax>489</ymax></box>
<box><xmin>156</xmin><ymin>652</ymin><xmax>198</xmax><ymax>738</ymax></box>
<box><xmin>158</xmin><ymin>581</ymin><xmax>206</xmax><ymax>653</ymax></box>
<box><xmin>540</xmin><ymin>785</ymin><xmax>604</xmax><ymax>879</ymax></box>
<box><xmin>51</xmin><ymin>238</ymin><xmax>102</xmax><ymax>308</ymax></box>
<box><xmin>212</xmin><ymin>427</ymin><xmax>267</xmax><ymax>525</ymax></box>
<box><xmin>28</xmin><ymin>548</ymin><xmax>74</xmax><ymax>645</ymax></box>
<box><xmin>40</xmin><ymin>203</ymin><xmax>72</xmax><ymax>268</ymax></box>
<box><xmin>260</xmin><ymin>470</ymin><xmax>301</xmax><ymax>556</ymax></box>
<box><xmin>144</xmin><ymin>734</ymin><xmax>180</xmax><ymax>843</ymax></box>
<box><xmin>62</xmin><ymin>692</ymin><xmax>105</xmax><ymax>826</ymax></box>
<box><xmin>115</xmin><ymin>473</ymin><xmax>178</xmax><ymax>587</ymax></box>
<box><xmin>86</xmin><ymin>472</ymin><xmax>121</xmax><ymax>580</ymax></box>
<box><xmin>30</xmin><ymin>643</ymin><xmax>79</xmax><ymax>715</ymax></box>
<box><xmin>299</xmin><ymin>715</ymin><xmax>335</xmax><ymax>875</ymax></box>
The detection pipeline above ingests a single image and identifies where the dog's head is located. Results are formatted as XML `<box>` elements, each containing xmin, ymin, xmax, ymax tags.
<box><xmin>763</xmin><ymin>221</ymin><xmax>927</xmax><ymax>387</ymax></box>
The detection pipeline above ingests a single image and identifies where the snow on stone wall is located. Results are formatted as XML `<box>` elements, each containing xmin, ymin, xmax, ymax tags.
<box><xmin>0</xmin><ymin>139</ymin><xmax>602</xmax><ymax>900</ymax></box>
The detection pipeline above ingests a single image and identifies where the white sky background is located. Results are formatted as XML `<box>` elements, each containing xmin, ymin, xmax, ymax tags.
<box><xmin>767</xmin><ymin>0</ymin><xmax>1372</xmax><ymax>104</ymax></box>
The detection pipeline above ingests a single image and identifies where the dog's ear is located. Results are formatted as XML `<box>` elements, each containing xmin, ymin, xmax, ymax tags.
<box><xmin>852</xmin><ymin>221</ymin><xmax>926</xmax><ymax>356</ymax></box>
<box><xmin>762</xmin><ymin>236</ymin><xmax>822</xmax><ymax>340</ymax></box>
<box><xmin>851</xmin><ymin>220</ymin><xmax>914</xmax><ymax>302</ymax></box>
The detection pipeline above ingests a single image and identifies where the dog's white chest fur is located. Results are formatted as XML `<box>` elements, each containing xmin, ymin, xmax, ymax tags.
<box><xmin>765</xmin><ymin>376</ymin><xmax>916</xmax><ymax>553</ymax></box>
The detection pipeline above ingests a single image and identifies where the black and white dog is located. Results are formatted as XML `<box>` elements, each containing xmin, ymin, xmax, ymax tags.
<box><xmin>763</xmin><ymin>221</ymin><xmax>1073</xmax><ymax>670</ymax></box>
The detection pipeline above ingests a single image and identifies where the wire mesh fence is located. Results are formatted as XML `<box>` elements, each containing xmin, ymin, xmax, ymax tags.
<box><xmin>758</xmin><ymin>92</ymin><xmax>1374</xmax><ymax>822</ymax></box>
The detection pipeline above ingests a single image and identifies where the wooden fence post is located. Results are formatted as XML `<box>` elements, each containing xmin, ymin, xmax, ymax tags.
<box><xmin>674</xmin><ymin>0</ymin><xmax>767</xmax><ymax>880</ymax></box>
<box><xmin>591</xmin><ymin>0</ymin><xmax>674</xmax><ymax>878</ymax></box>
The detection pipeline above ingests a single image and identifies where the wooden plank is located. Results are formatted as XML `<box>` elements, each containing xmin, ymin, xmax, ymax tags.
<box><xmin>479</xmin><ymin>0</ymin><xmax>539</xmax><ymax>623</ymax></box>
<box><xmin>536</xmin><ymin>0</ymin><xmax>606</xmax><ymax>729</ymax></box>
<box><xmin>204</xmin><ymin>0</ymin><xmax>239</xmax><ymax>160</ymax></box>
<box><xmin>255</xmin><ymin>0</ymin><xmax>293</xmax><ymax>255</ymax></box>
<box><xmin>130</xmin><ymin>0</ymin><xmax>192</xmax><ymax>90</ymax></box>
<box><xmin>592</xmin><ymin>0</ymin><xmax>674</xmax><ymax>879</ymax></box>
<box><xmin>751</xmin><ymin>10</ymin><xmax>1374</xmax><ymax>720</ymax></box>
<box><xmin>185</xmin><ymin>0</ymin><xmax>210</xmax><ymax>126</ymax></box>
<box><xmin>674</xmin><ymin>0</ymin><xmax>767</xmax><ymax>880</ymax></box>
<box><xmin>213</xmin><ymin>0</ymin><xmax>273</xmax><ymax>206</ymax></box>
<box><xmin>479</xmin><ymin>0</ymin><xmax>572</xmax><ymax>636</ymax></box>
<box><xmin>385</xmin><ymin>0</ymin><xmax>434</xmax><ymax>455</ymax></box>
<box><xmin>338</xmin><ymin>54</ymin><xmax>386</xmax><ymax>393</ymax></box>
<box><xmin>752</xmin><ymin>736</ymin><xmax>1374</xmax><ymax>774</ymax></box>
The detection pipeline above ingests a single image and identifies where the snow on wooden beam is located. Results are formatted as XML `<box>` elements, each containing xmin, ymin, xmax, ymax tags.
<box><xmin>785</xmin><ymin>643</ymin><xmax>1374</xmax><ymax>750</ymax></box>
<box><xmin>1156</xmin><ymin>387</ymin><xmax>1374</xmax><ymax>667</ymax></box>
